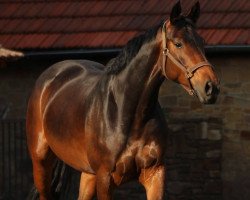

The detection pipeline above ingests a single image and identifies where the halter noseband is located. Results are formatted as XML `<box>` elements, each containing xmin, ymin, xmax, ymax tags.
<box><xmin>161</xmin><ymin>21</ymin><xmax>213</xmax><ymax>96</ymax></box>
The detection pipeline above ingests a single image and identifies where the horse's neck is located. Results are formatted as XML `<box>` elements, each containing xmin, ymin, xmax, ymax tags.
<box><xmin>109</xmin><ymin>39</ymin><xmax>164</xmax><ymax>130</ymax></box>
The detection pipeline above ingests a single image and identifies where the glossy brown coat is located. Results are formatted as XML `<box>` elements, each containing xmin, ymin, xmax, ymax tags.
<box><xmin>26</xmin><ymin>2</ymin><xmax>219</xmax><ymax>200</ymax></box>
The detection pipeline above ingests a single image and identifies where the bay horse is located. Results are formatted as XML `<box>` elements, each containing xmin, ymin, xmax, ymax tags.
<box><xmin>26</xmin><ymin>1</ymin><xmax>220</xmax><ymax>200</ymax></box>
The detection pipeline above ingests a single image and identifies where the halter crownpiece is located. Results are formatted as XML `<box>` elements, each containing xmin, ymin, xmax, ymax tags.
<box><xmin>161</xmin><ymin>21</ymin><xmax>214</xmax><ymax>96</ymax></box>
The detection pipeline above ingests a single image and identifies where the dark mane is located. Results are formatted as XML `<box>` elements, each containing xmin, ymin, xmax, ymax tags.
<box><xmin>105</xmin><ymin>22</ymin><xmax>163</xmax><ymax>74</ymax></box>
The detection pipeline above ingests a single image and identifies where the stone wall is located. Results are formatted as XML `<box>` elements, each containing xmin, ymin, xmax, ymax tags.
<box><xmin>159</xmin><ymin>54</ymin><xmax>250</xmax><ymax>200</ymax></box>
<box><xmin>165</xmin><ymin>118</ymin><xmax>222</xmax><ymax>200</ymax></box>
<box><xmin>0</xmin><ymin>54</ymin><xmax>249</xmax><ymax>199</ymax></box>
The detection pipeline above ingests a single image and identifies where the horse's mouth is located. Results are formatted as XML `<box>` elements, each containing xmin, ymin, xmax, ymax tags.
<box><xmin>196</xmin><ymin>88</ymin><xmax>220</xmax><ymax>104</ymax></box>
<box><xmin>202</xmin><ymin>95</ymin><xmax>218</xmax><ymax>104</ymax></box>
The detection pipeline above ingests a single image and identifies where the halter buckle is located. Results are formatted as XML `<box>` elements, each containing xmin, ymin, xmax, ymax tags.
<box><xmin>163</xmin><ymin>48</ymin><xmax>169</xmax><ymax>55</ymax></box>
<box><xmin>186</xmin><ymin>71</ymin><xmax>194</xmax><ymax>79</ymax></box>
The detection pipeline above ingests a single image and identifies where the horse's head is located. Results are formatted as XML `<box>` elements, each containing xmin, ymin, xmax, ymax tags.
<box><xmin>161</xmin><ymin>1</ymin><xmax>220</xmax><ymax>104</ymax></box>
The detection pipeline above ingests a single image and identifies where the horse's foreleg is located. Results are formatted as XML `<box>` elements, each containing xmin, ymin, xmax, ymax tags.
<box><xmin>139</xmin><ymin>165</ymin><xmax>166</xmax><ymax>200</ymax></box>
<box><xmin>96</xmin><ymin>168</ymin><xmax>114</xmax><ymax>200</ymax></box>
<box><xmin>78</xmin><ymin>172</ymin><xmax>96</xmax><ymax>200</ymax></box>
<box><xmin>29</xmin><ymin>134</ymin><xmax>56</xmax><ymax>200</ymax></box>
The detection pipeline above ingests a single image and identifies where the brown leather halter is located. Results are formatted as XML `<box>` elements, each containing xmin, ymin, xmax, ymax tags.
<box><xmin>161</xmin><ymin>21</ymin><xmax>213</xmax><ymax>96</ymax></box>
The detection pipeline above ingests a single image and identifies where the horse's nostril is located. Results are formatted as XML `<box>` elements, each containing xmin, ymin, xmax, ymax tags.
<box><xmin>205</xmin><ymin>81</ymin><xmax>213</xmax><ymax>95</ymax></box>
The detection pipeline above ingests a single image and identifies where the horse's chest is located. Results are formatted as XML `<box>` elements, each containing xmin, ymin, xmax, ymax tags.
<box><xmin>112</xmin><ymin>141</ymin><xmax>163</xmax><ymax>185</ymax></box>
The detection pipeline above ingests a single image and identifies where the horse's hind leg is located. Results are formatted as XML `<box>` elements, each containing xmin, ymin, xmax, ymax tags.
<box><xmin>29</xmin><ymin>133</ymin><xmax>56</xmax><ymax>200</ymax></box>
<box><xmin>78</xmin><ymin>172</ymin><xmax>96</xmax><ymax>200</ymax></box>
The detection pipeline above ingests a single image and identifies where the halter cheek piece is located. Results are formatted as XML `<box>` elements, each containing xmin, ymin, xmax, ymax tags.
<box><xmin>161</xmin><ymin>21</ymin><xmax>214</xmax><ymax>96</ymax></box>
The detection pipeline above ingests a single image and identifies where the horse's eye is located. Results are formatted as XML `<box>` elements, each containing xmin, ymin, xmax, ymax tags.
<box><xmin>175</xmin><ymin>43</ymin><xmax>182</xmax><ymax>48</ymax></box>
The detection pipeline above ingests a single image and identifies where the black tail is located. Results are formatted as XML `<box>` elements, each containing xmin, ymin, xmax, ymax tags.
<box><xmin>27</xmin><ymin>160</ymin><xmax>80</xmax><ymax>200</ymax></box>
<box><xmin>26</xmin><ymin>185</ymin><xmax>39</xmax><ymax>200</ymax></box>
<box><xmin>27</xmin><ymin>160</ymin><xmax>66</xmax><ymax>200</ymax></box>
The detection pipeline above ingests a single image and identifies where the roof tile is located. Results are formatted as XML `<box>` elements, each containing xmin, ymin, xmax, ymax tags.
<box><xmin>222</xmin><ymin>29</ymin><xmax>245</xmax><ymax>45</ymax></box>
<box><xmin>39</xmin><ymin>34</ymin><xmax>60</xmax><ymax>49</ymax></box>
<box><xmin>0</xmin><ymin>0</ymin><xmax>248</xmax><ymax>49</ymax></box>
<box><xmin>0</xmin><ymin>3</ymin><xmax>21</xmax><ymax>18</ymax></box>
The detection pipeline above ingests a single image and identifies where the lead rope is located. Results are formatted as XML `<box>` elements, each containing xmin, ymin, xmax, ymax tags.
<box><xmin>161</xmin><ymin>21</ymin><xmax>214</xmax><ymax>96</ymax></box>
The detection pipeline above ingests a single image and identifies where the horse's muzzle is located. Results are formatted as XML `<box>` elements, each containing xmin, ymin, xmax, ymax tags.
<box><xmin>201</xmin><ymin>81</ymin><xmax>220</xmax><ymax>104</ymax></box>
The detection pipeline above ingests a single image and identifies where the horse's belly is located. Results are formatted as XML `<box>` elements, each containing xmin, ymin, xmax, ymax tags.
<box><xmin>45</xmin><ymin>130</ymin><xmax>94</xmax><ymax>173</ymax></box>
<box><xmin>41</xmin><ymin>75</ymin><xmax>98</xmax><ymax>173</ymax></box>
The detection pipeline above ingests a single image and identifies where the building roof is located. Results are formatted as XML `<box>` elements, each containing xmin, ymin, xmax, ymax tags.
<box><xmin>0</xmin><ymin>0</ymin><xmax>249</xmax><ymax>50</ymax></box>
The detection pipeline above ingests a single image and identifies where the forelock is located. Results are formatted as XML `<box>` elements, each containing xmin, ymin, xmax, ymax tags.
<box><xmin>171</xmin><ymin>15</ymin><xmax>195</xmax><ymax>28</ymax></box>
<box><xmin>168</xmin><ymin>17</ymin><xmax>196</xmax><ymax>40</ymax></box>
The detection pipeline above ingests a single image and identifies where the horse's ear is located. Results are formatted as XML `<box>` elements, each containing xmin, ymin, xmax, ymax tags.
<box><xmin>170</xmin><ymin>1</ymin><xmax>182</xmax><ymax>24</ymax></box>
<box><xmin>186</xmin><ymin>1</ymin><xmax>200</xmax><ymax>24</ymax></box>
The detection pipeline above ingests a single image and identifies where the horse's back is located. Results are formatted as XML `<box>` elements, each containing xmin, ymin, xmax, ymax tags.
<box><xmin>35</xmin><ymin>60</ymin><xmax>104</xmax><ymax>94</ymax></box>
<box><xmin>29</xmin><ymin>59</ymin><xmax>104</xmax><ymax>111</ymax></box>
